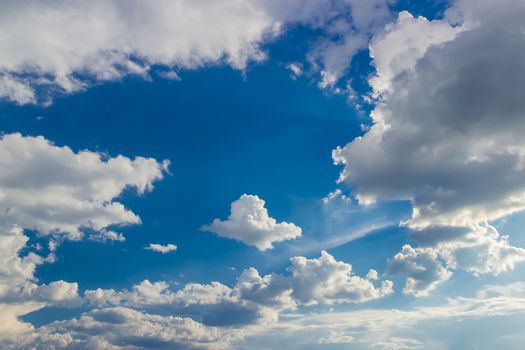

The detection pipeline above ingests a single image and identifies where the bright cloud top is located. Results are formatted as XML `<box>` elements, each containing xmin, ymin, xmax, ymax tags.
<box><xmin>202</xmin><ymin>194</ymin><xmax>302</xmax><ymax>251</ymax></box>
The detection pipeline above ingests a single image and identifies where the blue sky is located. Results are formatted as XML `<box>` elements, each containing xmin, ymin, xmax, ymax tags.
<box><xmin>1</xmin><ymin>0</ymin><xmax>525</xmax><ymax>349</ymax></box>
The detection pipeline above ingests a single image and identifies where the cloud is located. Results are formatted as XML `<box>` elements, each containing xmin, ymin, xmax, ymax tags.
<box><xmin>84</xmin><ymin>251</ymin><xmax>391</xmax><ymax>328</ymax></box>
<box><xmin>307</xmin><ymin>0</ymin><xmax>394</xmax><ymax>91</ymax></box>
<box><xmin>368</xmin><ymin>11</ymin><xmax>463</xmax><ymax>98</ymax></box>
<box><xmin>144</xmin><ymin>243</ymin><xmax>178</xmax><ymax>254</ymax></box>
<box><xmin>0</xmin><ymin>0</ymin><xmax>277</xmax><ymax>104</ymax></box>
<box><xmin>0</xmin><ymin>0</ymin><xmax>387</xmax><ymax>105</ymax></box>
<box><xmin>0</xmin><ymin>133</ymin><xmax>168</xmax><ymax>240</ymax></box>
<box><xmin>6</xmin><ymin>281</ymin><xmax>525</xmax><ymax>349</ymax></box>
<box><xmin>0</xmin><ymin>133</ymin><xmax>167</xmax><ymax>340</ymax></box>
<box><xmin>89</xmin><ymin>229</ymin><xmax>126</xmax><ymax>243</ymax></box>
<box><xmin>287</xmin><ymin>63</ymin><xmax>303</xmax><ymax>80</ymax></box>
<box><xmin>288</xmin><ymin>251</ymin><xmax>393</xmax><ymax>305</ymax></box>
<box><xmin>387</xmin><ymin>245</ymin><xmax>452</xmax><ymax>297</ymax></box>
<box><xmin>0</xmin><ymin>0</ymin><xmax>412</xmax><ymax>105</ymax></box>
<box><xmin>0</xmin><ymin>226</ymin><xmax>80</xmax><ymax>337</ymax></box>
<box><xmin>333</xmin><ymin>0</ymin><xmax>525</xmax><ymax>295</ymax></box>
<box><xmin>235</xmin><ymin>282</ymin><xmax>525</xmax><ymax>349</ymax></box>
<box><xmin>202</xmin><ymin>194</ymin><xmax>302</xmax><ymax>251</ymax></box>
<box><xmin>2</xmin><ymin>307</ymin><xmax>240</xmax><ymax>350</ymax></box>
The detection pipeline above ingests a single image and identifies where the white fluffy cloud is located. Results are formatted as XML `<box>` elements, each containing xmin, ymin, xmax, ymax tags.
<box><xmin>334</xmin><ymin>0</ymin><xmax>525</xmax><ymax>295</ymax></box>
<box><xmin>84</xmin><ymin>251</ymin><xmax>391</xmax><ymax>327</ymax></box>
<box><xmin>144</xmin><ymin>243</ymin><xmax>178</xmax><ymax>254</ymax></box>
<box><xmin>202</xmin><ymin>194</ymin><xmax>302</xmax><ymax>251</ymax></box>
<box><xmin>0</xmin><ymin>133</ymin><xmax>168</xmax><ymax>240</ymax></box>
<box><xmin>0</xmin><ymin>0</ymin><xmax>388</xmax><ymax>105</ymax></box>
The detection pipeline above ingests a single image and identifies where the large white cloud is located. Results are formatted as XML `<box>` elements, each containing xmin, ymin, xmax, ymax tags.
<box><xmin>334</xmin><ymin>0</ymin><xmax>525</xmax><ymax>295</ymax></box>
<box><xmin>202</xmin><ymin>194</ymin><xmax>302</xmax><ymax>251</ymax></box>
<box><xmin>0</xmin><ymin>133</ymin><xmax>168</xmax><ymax>240</ymax></box>
<box><xmin>2</xmin><ymin>307</ymin><xmax>240</xmax><ymax>350</ymax></box>
<box><xmin>288</xmin><ymin>251</ymin><xmax>392</xmax><ymax>305</ymax></box>
<box><xmin>0</xmin><ymin>0</ymin><xmax>389</xmax><ymax>105</ymax></box>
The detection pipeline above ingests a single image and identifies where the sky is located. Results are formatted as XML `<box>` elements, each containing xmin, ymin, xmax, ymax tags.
<box><xmin>1</xmin><ymin>0</ymin><xmax>525</xmax><ymax>349</ymax></box>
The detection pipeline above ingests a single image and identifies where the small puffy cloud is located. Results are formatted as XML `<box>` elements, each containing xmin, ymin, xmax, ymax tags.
<box><xmin>144</xmin><ymin>243</ymin><xmax>178</xmax><ymax>254</ymax></box>
<box><xmin>202</xmin><ymin>194</ymin><xmax>301</xmax><ymax>251</ymax></box>
<box><xmin>88</xmin><ymin>229</ymin><xmax>125</xmax><ymax>243</ymax></box>
<box><xmin>0</xmin><ymin>226</ymin><xmax>80</xmax><ymax>338</ymax></box>
<box><xmin>0</xmin><ymin>133</ymin><xmax>168</xmax><ymax>240</ymax></box>
<box><xmin>322</xmin><ymin>189</ymin><xmax>351</xmax><ymax>205</ymax></box>
<box><xmin>287</xmin><ymin>63</ymin><xmax>303</xmax><ymax>80</ymax></box>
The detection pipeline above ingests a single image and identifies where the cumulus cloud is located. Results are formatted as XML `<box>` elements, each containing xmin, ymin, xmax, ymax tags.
<box><xmin>288</xmin><ymin>251</ymin><xmax>392</xmax><ymax>305</ymax></box>
<box><xmin>0</xmin><ymin>133</ymin><xmax>168</xmax><ymax>240</ymax></box>
<box><xmin>333</xmin><ymin>0</ymin><xmax>525</xmax><ymax>295</ymax></box>
<box><xmin>0</xmin><ymin>0</ymin><xmax>390</xmax><ymax>105</ymax></box>
<box><xmin>84</xmin><ymin>251</ymin><xmax>391</xmax><ymax>327</ymax></box>
<box><xmin>144</xmin><ymin>243</ymin><xmax>178</xmax><ymax>254</ymax></box>
<box><xmin>202</xmin><ymin>194</ymin><xmax>302</xmax><ymax>251</ymax></box>
<box><xmin>2</xmin><ymin>307</ymin><xmax>240</xmax><ymax>350</ymax></box>
<box><xmin>368</xmin><ymin>11</ymin><xmax>462</xmax><ymax>98</ymax></box>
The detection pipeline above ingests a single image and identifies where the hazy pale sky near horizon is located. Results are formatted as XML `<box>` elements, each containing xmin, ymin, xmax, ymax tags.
<box><xmin>2</xmin><ymin>0</ymin><xmax>525</xmax><ymax>349</ymax></box>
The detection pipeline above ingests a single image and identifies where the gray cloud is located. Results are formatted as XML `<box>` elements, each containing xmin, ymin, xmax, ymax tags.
<box><xmin>334</xmin><ymin>0</ymin><xmax>525</xmax><ymax>295</ymax></box>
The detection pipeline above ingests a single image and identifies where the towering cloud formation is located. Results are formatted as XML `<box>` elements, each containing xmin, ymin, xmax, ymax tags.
<box><xmin>334</xmin><ymin>0</ymin><xmax>525</xmax><ymax>295</ymax></box>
